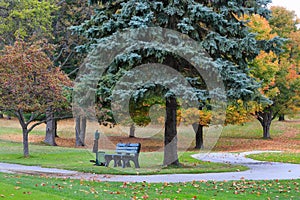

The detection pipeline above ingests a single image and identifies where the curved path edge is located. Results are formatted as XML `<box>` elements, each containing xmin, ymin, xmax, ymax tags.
<box><xmin>0</xmin><ymin>151</ymin><xmax>299</xmax><ymax>183</ymax></box>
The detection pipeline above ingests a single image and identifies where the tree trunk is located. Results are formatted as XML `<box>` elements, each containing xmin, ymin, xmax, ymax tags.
<box><xmin>262</xmin><ymin>121</ymin><xmax>271</xmax><ymax>139</ymax></box>
<box><xmin>54</xmin><ymin>119</ymin><xmax>58</xmax><ymax>137</ymax></box>
<box><xmin>129</xmin><ymin>124</ymin><xmax>135</xmax><ymax>138</ymax></box>
<box><xmin>257</xmin><ymin>110</ymin><xmax>273</xmax><ymax>139</ymax></box>
<box><xmin>192</xmin><ymin>123</ymin><xmax>204</xmax><ymax>149</ymax></box>
<box><xmin>278</xmin><ymin>114</ymin><xmax>285</xmax><ymax>121</ymax></box>
<box><xmin>75</xmin><ymin>116</ymin><xmax>80</xmax><ymax>145</ymax></box>
<box><xmin>75</xmin><ymin>116</ymin><xmax>83</xmax><ymax>146</ymax></box>
<box><xmin>79</xmin><ymin>116</ymin><xmax>86</xmax><ymax>146</ymax></box>
<box><xmin>22</xmin><ymin>127</ymin><xmax>30</xmax><ymax>157</ymax></box>
<box><xmin>0</xmin><ymin>113</ymin><xmax>3</xmax><ymax>118</ymax></box>
<box><xmin>44</xmin><ymin>107</ymin><xmax>57</xmax><ymax>146</ymax></box>
<box><xmin>15</xmin><ymin>110</ymin><xmax>30</xmax><ymax>157</ymax></box>
<box><xmin>163</xmin><ymin>97</ymin><xmax>179</xmax><ymax>166</ymax></box>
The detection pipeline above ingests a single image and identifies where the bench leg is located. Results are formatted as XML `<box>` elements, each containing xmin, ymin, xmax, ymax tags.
<box><xmin>115</xmin><ymin>159</ymin><xmax>122</xmax><ymax>167</ymax></box>
<box><xmin>112</xmin><ymin>155</ymin><xmax>122</xmax><ymax>167</ymax></box>
<box><xmin>122</xmin><ymin>159</ymin><xmax>131</xmax><ymax>168</ymax></box>
<box><xmin>105</xmin><ymin>158</ymin><xmax>111</xmax><ymax>167</ymax></box>
<box><xmin>121</xmin><ymin>160</ymin><xmax>126</xmax><ymax>168</ymax></box>
<box><xmin>104</xmin><ymin>155</ymin><xmax>113</xmax><ymax>167</ymax></box>
<box><xmin>133</xmin><ymin>158</ymin><xmax>140</xmax><ymax>168</ymax></box>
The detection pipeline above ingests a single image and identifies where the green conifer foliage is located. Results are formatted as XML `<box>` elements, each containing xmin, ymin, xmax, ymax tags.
<box><xmin>72</xmin><ymin>0</ymin><xmax>282</xmax><ymax>166</ymax></box>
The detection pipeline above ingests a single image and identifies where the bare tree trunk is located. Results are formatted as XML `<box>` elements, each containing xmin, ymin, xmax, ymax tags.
<box><xmin>22</xmin><ymin>127</ymin><xmax>30</xmax><ymax>157</ymax></box>
<box><xmin>16</xmin><ymin>110</ymin><xmax>30</xmax><ymax>157</ymax></box>
<box><xmin>163</xmin><ymin>97</ymin><xmax>179</xmax><ymax>166</ymax></box>
<box><xmin>262</xmin><ymin>121</ymin><xmax>271</xmax><ymax>139</ymax></box>
<box><xmin>257</xmin><ymin>110</ymin><xmax>273</xmax><ymax>139</ymax></box>
<box><xmin>0</xmin><ymin>113</ymin><xmax>3</xmax><ymax>118</ymax></box>
<box><xmin>54</xmin><ymin>119</ymin><xmax>58</xmax><ymax>137</ymax></box>
<box><xmin>75</xmin><ymin>116</ymin><xmax>86</xmax><ymax>146</ymax></box>
<box><xmin>278</xmin><ymin>114</ymin><xmax>285</xmax><ymax>121</ymax></box>
<box><xmin>75</xmin><ymin>117</ymin><xmax>80</xmax><ymax>145</ymax></box>
<box><xmin>44</xmin><ymin>107</ymin><xmax>57</xmax><ymax>146</ymax></box>
<box><xmin>129</xmin><ymin>124</ymin><xmax>135</xmax><ymax>138</ymax></box>
<box><xmin>79</xmin><ymin>116</ymin><xmax>86</xmax><ymax>146</ymax></box>
<box><xmin>192</xmin><ymin>123</ymin><xmax>204</xmax><ymax>149</ymax></box>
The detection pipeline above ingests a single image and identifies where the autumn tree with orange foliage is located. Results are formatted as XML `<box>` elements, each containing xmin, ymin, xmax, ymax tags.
<box><xmin>245</xmin><ymin>13</ymin><xmax>300</xmax><ymax>139</ymax></box>
<box><xmin>0</xmin><ymin>40</ymin><xmax>72</xmax><ymax>157</ymax></box>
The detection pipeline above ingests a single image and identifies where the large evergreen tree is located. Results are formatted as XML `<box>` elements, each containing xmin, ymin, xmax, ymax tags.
<box><xmin>72</xmin><ymin>0</ymin><xmax>282</xmax><ymax>166</ymax></box>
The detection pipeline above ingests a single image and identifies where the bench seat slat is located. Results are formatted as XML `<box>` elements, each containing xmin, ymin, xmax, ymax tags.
<box><xmin>116</xmin><ymin>143</ymin><xmax>140</xmax><ymax>147</ymax></box>
<box><xmin>116</xmin><ymin>146</ymin><xmax>139</xmax><ymax>149</ymax></box>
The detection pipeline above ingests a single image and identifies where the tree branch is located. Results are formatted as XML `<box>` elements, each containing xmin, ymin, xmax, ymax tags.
<box><xmin>67</xmin><ymin>67</ymin><xmax>79</xmax><ymax>76</ymax></box>
<box><xmin>27</xmin><ymin>114</ymin><xmax>72</xmax><ymax>133</ymax></box>
<box><xmin>28</xmin><ymin>120</ymin><xmax>47</xmax><ymax>133</ymax></box>
<box><xmin>271</xmin><ymin>111</ymin><xmax>279</xmax><ymax>121</ymax></box>
<box><xmin>26</xmin><ymin>112</ymin><xmax>45</xmax><ymax>126</ymax></box>
<box><xmin>60</xmin><ymin>51</ymin><xmax>73</xmax><ymax>67</ymax></box>
<box><xmin>15</xmin><ymin>110</ymin><xmax>26</xmax><ymax>129</ymax></box>
<box><xmin>53</xmin><ymin>47</ymin><xmax>66</xmax><ymax>62</ymax></box>
<box><xmin>56</xmin><ymin>0</ymin><xmax>66</xmax><ymax>6</ymax></box>
<box><xmin>255</xmin><ymin>111</ymin><xmax>264</xmax><ymax>124</ymax></box>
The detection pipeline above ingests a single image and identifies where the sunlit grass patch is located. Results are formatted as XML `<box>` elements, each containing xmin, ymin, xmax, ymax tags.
<box><xmin>247</xmin><ymin>152</ymin><xmax>300</xmax><ymax>164</ymax></box>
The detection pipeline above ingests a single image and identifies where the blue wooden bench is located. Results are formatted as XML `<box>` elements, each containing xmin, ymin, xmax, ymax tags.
<box><xmin>104</xmin><ymin>143</ymin><xmax>141</xmax><ymax>168</ymax></box>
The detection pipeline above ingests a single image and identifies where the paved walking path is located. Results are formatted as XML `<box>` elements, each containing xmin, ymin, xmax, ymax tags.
<box><xmin>1</xmin><ymin>151</ymin><xmax>299</xmax><ymax>183</ymax></box>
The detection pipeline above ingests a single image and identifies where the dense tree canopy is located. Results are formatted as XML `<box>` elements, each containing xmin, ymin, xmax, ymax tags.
<box><xmin>51</xmin><ymin>0</ymin><xmax>96</xmax><ymax>78</ymax></box>
<box><xmin>0</xmin><ymin>0</ymin><xmax>57</xmax><ymax>46</ymax></box>
<box><xmin>242</xmin><ymin>9</ymin><xmax>300</xmax><ymax>138</ymax></box>
<box><xmin>0</xmin><ymin>40</ymin><xmax>72</xmax><ymax>157</ymax></box>
<box><xmin>72</xmin><ymin>0</ymin><xmax>283</xmax><ymax>165</ymax></box>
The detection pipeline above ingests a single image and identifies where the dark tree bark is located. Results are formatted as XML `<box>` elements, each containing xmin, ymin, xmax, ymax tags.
<box><xmin>44</xmin><ymin>107</ymin><xmax>57</xmax><ymax>146</ymax></box>
<box><xmin>257</xmin><ymin>108</ymin><xmax>274</xmax><ymax>139</ymax></box>
<box><xmin>192</xmin><ymin>123</ymin><xmax>204</xmax><ymax>149</ymax></box>
<box><xmin>278</xmin><ymin>114</ymin><xmax>285</xmax><ymax>121</ymax></box>
<box><xmin>22</xmin><ymin>127</ymin><xmax>30</xmax><ymax>157</ymax></box>
<box><xmin>75</xmin><ymin>116</ymin><xmax>86</xmax><ymax>146</ymax></box>
<box><xmin>263</xmin><ymin>121</ymin><xmax>271</xmax><ymax>139</ymax></box>
<box><xmin>129</xmin><ymin>123</ymin><xmax>135</xmax><ymax>138</ymax></box>
<box><xmin>0</xmin><ymin>113</ymin><xmax>3</xmax><ymax>118</ymax></box>
<box><xmin>163</xmin><ymin>97</ymin><xmax>179</xmax><ymax>166</ymax></box>
<box><xmin>79</xmin><ymin>116</ymin><xmax>87</xmax><ymax>145</ymax></box>
<box><xmin>75</xmin><ymin>116</ymin><xmax>83</xmax><ymax>146</ymax></box>
<box><xmin>15</xmin><ymin>110</ymin><xmax>30</xmax><ymax>157</ymax></box>
<box><xmin>54</xmin><ymin>119</ymin><xmax>58</xmax><ymax>137</ymax></box>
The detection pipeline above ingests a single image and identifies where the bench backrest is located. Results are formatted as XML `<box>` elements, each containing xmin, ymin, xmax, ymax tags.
<box><xmin>115</xmin><ymin>143</ymin><xmax>141</xmax><ymax>156</ymax></box>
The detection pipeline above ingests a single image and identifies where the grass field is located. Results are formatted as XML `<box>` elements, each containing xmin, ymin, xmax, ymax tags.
<box><xmin>0</xmin><ymin>115</ymin><xmax>299</xmax><ymax>175</ymax></box>
<box><xmin>0</xmin><ymin>116</ymin><xmax>289</xmax><ymax>139</ymax></box>
<box><xmin>0</xmin><ymin>116</ymin><xmax>299</xmax><ymax>199</ymax></box>
<box><xmin>0</xmin><ymin>140</ymin><xmax>247</xmax><ymax>175</ymax></box>
<box><xmin>0</xmin><ymin>116</ymin><xmax>297</xmax><ymax>152</ymax></box>
<box><xmin>0</xmin><ymin>173</ymin><xmax>299</xmax><ymax>199</ymax></box>
<box><xmin>247</xmin><ymin>152</ymin><xmax>300</xmax><ymax>164</ymax></box>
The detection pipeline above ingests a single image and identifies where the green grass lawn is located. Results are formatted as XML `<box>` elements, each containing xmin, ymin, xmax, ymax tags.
<box><xmin>0</xmin><ymin>127</ymin><xmax>45</xmax><ymax>136</ymax></box>
<box><xmin>0</xmin><ymin>116</ymin><xmax>298</xmax><ymax>176</ymax></box>
<box><xmin>247</xmin><ymin>152</ymin><xmax>300</xmax><ymax>164</ymax></box>
<box><xmin>0</xmin><ymin>140</ymin><xmax>247</xmax><ymax>175</ymax></box>
<box><xmin>221</xmin><ymin>120</ymin><xmax>286</xmax><ymax>139</ymax></box>
<box><xmin>0</xmin><ymin>173</ymin><xmax>299</xmax><ymax>199</ymax></box>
